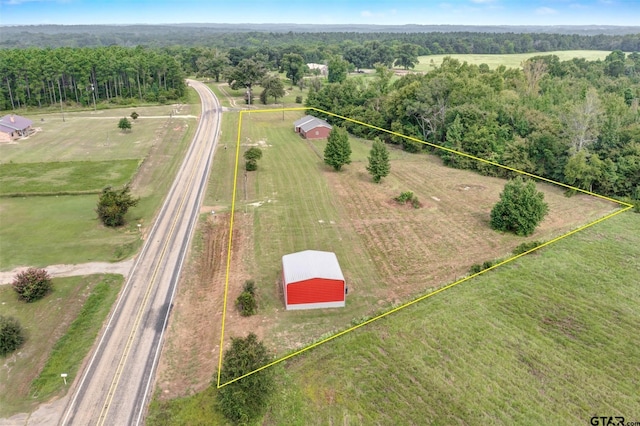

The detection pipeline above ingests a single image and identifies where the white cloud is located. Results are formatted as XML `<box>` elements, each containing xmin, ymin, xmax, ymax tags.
<box><xmin>360</xmin><ymin>10</ymin><xmax>374</xmax><ymax>17</ymax></box>
<box><xmin>3</xmin><ymin>0</ymin><xmax>71</xmax><ymax>4</ymax></box>
<box><xmin>535</xmin><ymin>6</ymin><xmax>558</xmax><ymax>15</ymax></box>
<box><xmin>470</xmin><ymin>0</ymin><xmax>496</xmax><ymax>3</ymax></box>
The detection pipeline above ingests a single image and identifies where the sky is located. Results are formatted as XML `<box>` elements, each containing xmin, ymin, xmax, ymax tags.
<box><xmin>1</xmin><ymin>0</ymin><xmax>639</xmax><ymax>26</ymax></box>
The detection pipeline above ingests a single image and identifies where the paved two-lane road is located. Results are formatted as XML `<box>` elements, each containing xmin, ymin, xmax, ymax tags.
<box><xmin>60</xmin><ymin>80</ymin><xmax>221</xmax><ymax>425</ymax></box>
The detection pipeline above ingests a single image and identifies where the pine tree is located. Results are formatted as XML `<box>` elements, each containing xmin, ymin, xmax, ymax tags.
<box><xmin>324</xmin><ymin>126</ymin><xmax>351</xmax><ymax>171</ymax></box>
<box><xmin>366</xmin><ymin>138</ymin><xmax>391</xmax><ymax>183</ymax></box>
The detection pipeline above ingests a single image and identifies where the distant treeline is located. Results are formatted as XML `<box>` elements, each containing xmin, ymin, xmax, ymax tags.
<box><xmin>306</xmin><ymin>52</ymin><xmax>640</xmax><ymax>199</ymax></box>
<box><xmin>2</xmin><ymin>26</ymin><xmax>640</xmax><ymax>53</ymax></box>
<box><xmin>0</xmin><ymin>46</ymin><xmax>186</xmax><ymax>110</ymax></box>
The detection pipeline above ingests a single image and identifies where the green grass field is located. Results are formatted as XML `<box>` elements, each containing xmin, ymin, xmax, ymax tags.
<box><xmin>0</xmin><ymin>89</ymin><xmax>199</xmax><ymax>270</ymax></box>
<box><xmin>0</xmin><ymin>195</ymin><xmax>140</xmax><ymax>269</ymax></box>
<box><xmin>412</xmin><ymin>50</ymin><xmax>615</xmax><ymax>72</ymax></box>
<box><xmin>0</xmin><ymin>274</ymin><xmax>123</xmax><ymax>417</ymax></box>
<box><xmin>0</xmin><ymin>159</ymin><xmax>140</xmax><ymax>195</ymax></box>
<box><xmin>149</xmin><ymin>210</ymin><xmax>640</xmax><ymax>425</ymax></box>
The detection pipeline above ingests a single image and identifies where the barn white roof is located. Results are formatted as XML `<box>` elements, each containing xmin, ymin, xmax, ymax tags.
<box><xmin>282</xmin><ymin>250</ymin><xmax>345</xmax><ymax>284</ymax></box>
<box><xmin>293</xmin><ymin>115</ymin><xmax>332</xmax><ymax>132</ymax></box>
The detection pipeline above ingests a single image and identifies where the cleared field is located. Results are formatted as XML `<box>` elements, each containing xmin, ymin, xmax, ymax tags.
<box><xmin>222</xmin><ymin>111</ymin><xmax>616</xmax><ymax>358</ymax></box>
<box><xmin>0</xmin><ymin>195</ymin><xmax>139</xmax><ymax>269</ymax></box>
<box><xmin>0</xmin><ymin>159</ymin><xmax>139</xmax><ymax>195</ymax></box>
<box><xmin>0</xmin><ymin>104</ymin><xmax>192</xmax><ymax>164</ymax></box>
<box><xmin>0</xmin><ymin>90</ymin><xmax>199</xmax><ymax>270</ymax></box>
<box><xmin>263</xmin><ymin>212</ymin><xmax>640</xmax><ymax>424</ymax></box>
<box><xmin>148</xmin><ymin>186</ymin><xmax>640</xmax><ymax>426</ymax></box>
<box><xmin>0</xmin><ymin>274</ymin><xmax>123</xmax><ymax>417</ymax></box>
<box><xmin>411</xmin><ymin>50</ymin><xmax>614</xmax><ymax>71</ymax></box>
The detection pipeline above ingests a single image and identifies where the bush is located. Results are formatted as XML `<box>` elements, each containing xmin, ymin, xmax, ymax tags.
<box><xmin>243</xmin><ymin>280</ymin><xmax>256</xmax><ymax>295</ymax></box>
<box><xmin>411</xmin><ymin>196</ymin><xmax>421</xmax><ymax>209</ymax></box>
<box><xmin>482</xmin><ymin>260</ymin><xmax>494</xmax><ymax>270</ymax></box>
<box><xmin>513</xmin><ymin>240</ymin><xmax>543</xmax><ymax>255</ymax></box>
<box><xmin>295</xmin><ymin>95</ymin><xmax>303</xmax><ymax>104</ymax></box>
<box><xmin>217</xmin><ymin>333</ymin><xmax>274</xmax><ymax>423</ymax></box>
<box><xmin>490</xmin><ymin>177</ymin><xmax>549</xmax><ymax>236</ymax></box>
<box><xmin>245</xmin><ymin>159</ymin><xmax>257</xmax><ymax>171</ymax></box>
<box><xmin>236</xmin><ymin>291</ymin><xmax>257</xmax><ymax>316</ymax></box>
<box><xmin>12</xmin><ymin>267</ymin><xmax>52</xmax><ymax>302</ymax></box>
<box><xmin>96</xmin><ymin>185</ymin><xmax>139</xmax><ymax>227</ymax></box>
<box><xmin>395</xmin><ymin>191</ymin><xmax>414</xmax><ymax>203</ymax></box>
<box><xmin>469</xmin><ymin>264</ymin><xmax>483</xmax><ymax>274</ymax></box>
<box><xmin>0</xmin><ymin>316</ymin><xmax>25</xmax><ymax>357</ymax></box>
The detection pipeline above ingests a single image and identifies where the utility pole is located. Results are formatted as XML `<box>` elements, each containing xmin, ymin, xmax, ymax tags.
<box><xmin>91</xmin><ymin>83</ymin><xmax>97</xmax><ymax>112</ymax></box>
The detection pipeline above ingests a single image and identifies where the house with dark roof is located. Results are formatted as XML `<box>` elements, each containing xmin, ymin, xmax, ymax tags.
<box><xmin>293</xmin><ymin>115</ymin><xmax>332</xmax><ymax>140</ymax></box>
<box><xmin>0</xmin><ymin>114</ymin><xmax>33</xmax><ymax>142</ymax></box>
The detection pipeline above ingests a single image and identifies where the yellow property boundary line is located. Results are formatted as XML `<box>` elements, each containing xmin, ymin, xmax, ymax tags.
<box><xmin>216</xmin><ymin>106</ymin><xmax>633</xmax><ymax>388</ymax></box>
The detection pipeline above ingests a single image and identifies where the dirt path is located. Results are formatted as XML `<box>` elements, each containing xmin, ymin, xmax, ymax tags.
<box><xmin>0</xmin><ymin>259</ymin><xmax>134</xmax><ymax>285</ymax></box>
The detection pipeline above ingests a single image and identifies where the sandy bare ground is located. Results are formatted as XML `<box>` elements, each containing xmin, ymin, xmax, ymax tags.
<box><xmin>0</xmin><ymin>259</ymin><xmax>135</xmax><ymax>285</ymax></box>
<box><xmin>0</xmin><ymin>260</ymin><xmax>134</xmax><ymax>285</ymax></box>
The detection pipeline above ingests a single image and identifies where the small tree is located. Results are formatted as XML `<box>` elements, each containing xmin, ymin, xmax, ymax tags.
<box><xmin>244</xmin><ymin>147</ymin><xmax>263</xmax><ymax>171</ymax></box>
<box><xmin>0</xmin><ymin>316</ymin><xmax>25</xmax><ymax>356</ymax></box>
<box><xmin>130</xmin><ymin>111</ymin><xmax>139</xmax><ymax>121</ymax></box>
<box><xmin>118</xmin><ymin>117</ymin><xmax>131</xmax><ymax>132</ymax></box>
<box><xmin>324</xmin><ymin>126</ymin><xmax>351</xmax><ymax>171</ymax></box>
<box><xmin>366</xmin><ymin>138</ymin><xmax>391</xmax><ymax>183</ymax></box>
<box><xmin>12</xmin><ymin>267</ymin><xmax>52</xmax><ymax>303</ymax></box>
<box><xmin>490</xmin><ymin>177</ymin><xmax>549</xmax><ymax>236</ymax></box>
<box><xmin>217</xmin><ymin>333</ymin><xmax>274</xmax><ymax>424</ymax></box>
<box><xmin>236</xmin><ymin>280</ymin><xmax>257</xmax><ymax>316</ymax></box>
<box><xmin>96</xmin><ymin>185</ymin><xmax>139</xmax><ymax>227</ymax></box>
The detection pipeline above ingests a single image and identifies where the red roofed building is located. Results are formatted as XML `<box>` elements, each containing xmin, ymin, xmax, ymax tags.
<box><xmin>282</xmin><ymin>250</ymin><xmax>346</xmax><ymax>310</ymax></box>
<box><xmin>293</xmin><ymin>115</ymin><xmax>332</xmax><ymax>139</ymax></box>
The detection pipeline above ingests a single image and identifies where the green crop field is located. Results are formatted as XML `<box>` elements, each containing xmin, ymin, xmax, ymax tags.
<box><xmin>411</xmin><ymin>50</ymin><xmax>615</xmax><ymax>72</ymax></box>
<box><xmin>149</xmin><ymin>211</ymin><xmax>640</xmax><ymax>425</ymax></box>
<box><xmin>0</xmin><ymin>159</ymin><xmax>140</xmax><ymax>195</ymax></box>
<box><xmin>0</xmin><ymin>274</ymin><xmax>123</xmax><ymax>417</ymax></box>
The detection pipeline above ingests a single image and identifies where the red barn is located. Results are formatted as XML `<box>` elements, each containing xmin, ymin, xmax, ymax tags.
<box><xmin>282</xmin><ymin>250</ymin><xmax>346</xmax><ymax>310</ymax></box>
<box><xmin>293</xmin><ymin>115</ymin><xmax>332</xmax><ymax>139</ymax></box>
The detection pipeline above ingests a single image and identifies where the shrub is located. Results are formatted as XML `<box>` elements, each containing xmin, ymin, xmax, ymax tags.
<box><xmin>295</xmin><ymin>95</ymin><xmax>303</xmax><ymax>104</ymax></box>
<box><xmin>245</xmin><ymin>159</ymin><xmax>258</xmax><ymax>171</ymax></box>
<box><xmin>0</xmin><ymin>316</ymin><xmax>25</xmax><ymax>356</ymax></box>
<box><xmin>236</xmin><ymin>291</ymin><xmax>257</xmax><ymax>316</ymax></box>
<box><xmin>513</xmin><ymin>240</ymin><xmax>543</xmax><ymax>255</ymax></box>
<box><xmin>469</xmin><ymin>264</ymin><xmax>483</xmax><ymax>274</ymax></box>
<box><xmin>411</xmin><ymin>196</ymin><xmax>421</xmax><ymax>209</ymax></box>
<box><xmin>482</xmin><ymin>260</ymin><xmax>494</xmax><ymax>270</ymax></box>
<box><xmin>243</xmin><ymin>280</ymin><xmax>256</xmax><ymax>295</ymax></box>
<box><xmin>96</xmin><ymin>185</ymin><xmax>139</xmax><ymax>227</ymax></box>
<box><xmin>12</xmin><ymin>267</ymin><xmax>52</xmax><ymax>302</ymax></box>
<box><xmin>130</xmin><ymin>111</ymin><xmax>139</xmax><ymax>120</ymax></box>
<box><xmin>395</xmin><ymin>191</ymin><xmax>414</xmax><ymax>203</ymax></box>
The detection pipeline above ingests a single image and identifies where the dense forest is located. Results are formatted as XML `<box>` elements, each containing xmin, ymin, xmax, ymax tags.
<box><xmin>0</xmin><ymin>46</ymin><xmax>186</xmax><ymax>109</ymax></box>
<box><xmin>2</xmin><ymin>25</ymin><xmax>640</xmax><ymax>52</ymax></box>
<box><xmin>1</xmin><ymin>33</ymin><xmax>638</xmax><ymax>201</ymax></box>
<box><xmin>306</xmin><ymin>51</ymin><xmax>640</xmax><ymax>200</ymax></box>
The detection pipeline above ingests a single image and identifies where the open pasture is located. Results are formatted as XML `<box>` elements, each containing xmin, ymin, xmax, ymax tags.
<box><xmin>0</xmin><ymin>159</ymin><xmax>139</xmax><ymax>195</ymax></box>
<box><xmin>222</xmin><ymin>110</ymin><xmax>617</xmax><ymax>357</ymax></box>
<box><xmin>412</xmin><ymin>50</ymin><xmax>615</xmax><ymax>71</ymax></box>
<box><xmin>0</xmin><ymin>104</ymin><xmax>193</xmax><ymax>164</ymax></box>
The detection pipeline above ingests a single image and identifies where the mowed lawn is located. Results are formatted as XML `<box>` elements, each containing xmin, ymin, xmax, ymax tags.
<box><xmin>223</xmin><ymin>110</ymin><xmax>617</xmax><ymax>358</ymax></box>
<box><xmin>411</xmin><ymin>50</ymin><xmax>615</xmax><ymax>71</ymax></box>
<box><xmin>0</xmin><ymin>195</ymin><xmax>139</xmax><ymax>269</ymax></box>
<box><xmin>0</xmin><ymin>159</ymin><xmax>139</xmax><ymax>194</ymax></box>
<box><xmin>263</xmin><ymin>211</ymin><xmax>640</xmax><ymax>425</ymax></box>
<box><xmin>0</xmin><ymin>274</ymin><xmax>123</xmax><ymax>417</ymax></box>
<box><xmin>0</xmin><ymin>93</ymin><xmax>199</xmax><ymax>270</ymax></box>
